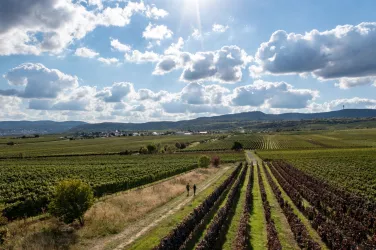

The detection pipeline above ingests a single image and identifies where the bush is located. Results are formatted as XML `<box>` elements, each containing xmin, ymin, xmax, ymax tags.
<box><xmin>211</xmin><ymin>156</ymin><xmax>220</xmax><ymax>167</ymax></box>
<box><xmin>175</xmin><ymin>142</ymin><xmax>181</xmax><ymax>149</ymax></box>
<box><xmin>231</xmin><ymin>141</ymin><xmax>243</xmax><ymax>151</ymax></box>
<box><xmin>139</xmin><ymin>146</ymin><xmax>148</xmax><ymax>154</ymax></box>
<box><xmin>49</xmin><ymin>179</ymin><xmax>94</xmax><ymax>226</ymax></box>
<box><xmin>147</xmin><ymin>144</ymin><xmax>157</xmax><ymax>154</ymax></box>
<box><xmin>198</xmin><ymin>155</ymin><xmax>210</xmax><ymax>168</ymax></box>
<box><xmin>6</xmin><ymin>142</ymin><xmax>14</xmax><ymax>146</ymax></box>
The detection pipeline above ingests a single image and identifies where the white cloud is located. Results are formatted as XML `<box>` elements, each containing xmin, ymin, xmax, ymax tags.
<box><xmin>231</xmin><ymin>80</ymin><xmax>318</xmax><ymax>109</ymax></box>
<box><xmin>138</xmin><ymin>89</ymin><xmax>168</xmax><ymax>101</ymax></box>
<box><xmin>145</xmin><ymin>5</ymin><xmax>169</xmax><ymax>19</ymax></box>
<box><xmin>191</xmin><ymin>29</ymin><xmax>202</xmax><ymax>40</ymax></box>
<box><xmin>96</xmin><ymin>82</ymin><xmax>135</xmax><ymax>102</ymax></box>
<box><xmin>75</xmin><ymin>47</ymin><xmax>99</xmax><ymax>58</ymax></box>
<box><xmin>143</xmin><ymin>23</ymin><xmax>173</xmax><ymax>41</ymax></box>
<box><xmin>98</xmin><ymin>57</ymin><xmax>119</xmax><ymax>65</ymax></box>
<box><xmin>0</xmin><ymin>0</ymin><xmax>168</xmax><ymax>55</ymax></box>
<box><xmin>110</xmin><ymin>38</ymin><xmax>131</xmax><ymax>52</ymax></box>
<box><xmin>125</xmin><ymin>50</ymin><xmax>160</xmax><ymax>63</ymax></box>
<box><xmin>251</xmin><ymin>22</ymin><xmax>376</xmax><ymax>88</ymax></box>
<box><xmin>212</xmin><ymin>23</ymin><xmax>229</xmax><ymax>33</ymax></box>
<box><xmin>335</xmin><ymin>76</ymin><xmax>376</xmax><ymax>89</ymax></box>
<box><xmin>181</xmin><ymin>46</ymin><xmax>252</xmax><ymax>83</ymax></box>
<box><xmin>1</xmin><ymin>63</ymin><xmax>78</xmax><ymax>99</ymax></box>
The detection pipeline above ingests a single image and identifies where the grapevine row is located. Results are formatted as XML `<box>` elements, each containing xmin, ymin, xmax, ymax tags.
<box><xmin>257</xmin><ymin>164</ymin><xmax>282</xmax><ymax>250</ymax></box>
<box><xmin>271</xmin><ymin>160</ymin><xmax>376</xmax><ymax>248</ymax></box>
<box><xmin>262</xmin><ymin>162</ymin><xmax>321</xmax><ymax>249</ymax></box>
<box><xmin>153</xmin><ymin>163</ymin><xmax>242</xmax><ymax>250</ymax></box>
<box><xmin>196</xmin><ymin>164</ymin><xmax>248</xmax><ymax>249</ymax></box>
<box><xmin>234</xmin><ymin>163</ymin><xmax>254</xmax><ymax>250</ymax></box>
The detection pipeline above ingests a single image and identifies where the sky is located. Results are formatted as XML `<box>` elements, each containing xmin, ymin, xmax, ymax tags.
<box><xmin>1</xmin><ymin>0</ymin><xmax>376</xmax><ymax>123</ymax></box>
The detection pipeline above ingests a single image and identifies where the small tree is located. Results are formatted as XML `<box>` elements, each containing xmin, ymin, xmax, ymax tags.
<box><xmin>198</xmin><ymin>155</ymin><xmax>210</xmax><ymax>168</ymax></box>
<box><xmin>49</xmin><ymin>179</ymin><xmax>94</xmax><ymax>226</ymax></box>
<box><xmin>211</xmin><ymin>156</ymin><xmax>221</xmax><ymax>167</ymax></box>
<box><xmin>180</xmin><ymin>143</ymin><xmax>187</xmax><ymax>149</ymax></box>
<box><xmin>231</xmin><ymin>141</ymin><xmax>243</xmax><ymax>151</ymax></box>
<box><xmin>175</xmin><ymin>142</ymin><xmax>181</xmax><ymax>149</ymax></box>
<box><xmin>147</xmin><ymin>144</ymin><xmax>157</xmax><ymax>154</ymax></box>
<box><xmin>6</xmin><ymin>142</ymin><xmax>14</xmax><ymax>146</ymax></box>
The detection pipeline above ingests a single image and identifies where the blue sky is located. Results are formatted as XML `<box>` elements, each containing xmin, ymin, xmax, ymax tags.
<box><xmin>0</xmin><ymin>0</ymin><xmax>376</xmax><ymax>122</ymax></box>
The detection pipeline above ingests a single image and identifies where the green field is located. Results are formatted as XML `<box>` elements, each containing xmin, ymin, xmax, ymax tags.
<box><xmin>0</xmin><ymin>134</ymin><xmax>215</xmax><ymax>158</ymax></box>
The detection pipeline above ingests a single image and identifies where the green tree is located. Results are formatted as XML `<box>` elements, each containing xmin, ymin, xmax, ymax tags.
<box><xmin>231</xmin><ymin>141</ymin><xmax>243</xmax><ymax>151</ymax></box>
<box><xmin>198</xmin><ymin>155</ymin><xmax>210</xmax><ymax>168</ymax></box>
<box><xmin>49</xmin><ymin>179</ymin><xmax>94</xmax><ymax>226</ymax></box>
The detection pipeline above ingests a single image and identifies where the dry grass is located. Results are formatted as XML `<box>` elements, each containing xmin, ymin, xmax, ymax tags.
<box><xmin>1</xmin><ymin>167</ymin><xmax>218</xmax><ymax>249</ymax></box>
<box><xmin>79</xmin><ymin>168</ymin><xmax>217</xmax><ymax>239</ymax></box>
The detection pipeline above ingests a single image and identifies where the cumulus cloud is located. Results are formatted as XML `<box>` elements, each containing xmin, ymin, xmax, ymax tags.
<box><xmin>110</xmin><ymin>38</ymin><xmax>131</xmax><ymax>52</ymax></box>
<box><xmin>2</xmin><ymin>63</ymin><xmax>78</xmax><ymax>98</ymax></box>
<box><xmin>145</xmin><ymin>5</ymin><xmax>169</xmax><ymax>19</ymax></box>
<box><xmin>75</xmin><ymin>47</ymin><xmax>99</xmax><ymax>58</ymax></box>
<box><xmin>98</xmin><ymin>57</ymin><xmax>119</xmax><ymax>65</ymax></box>
<box><xmin>212</xmin><ymin>23</ymin><xmax>229</xmax><ymax>33</ymax></box>
<box><xmin>125</xmin><ymin>50</ymin><xmax>160</xmax><ymax>63</ymax></box>
<box><xmin>138</xmin><ymin>89</ymin><xmax>167</xmax><ymax>101</ymax></box>
<box><xmin>96</xmin><ymin>82</ymin><xmax>135</xmax><ymax>102</ymax></box>
<box><xmin>231</xmin><ymin>80</ymin><xmax>318</xmax><ymax>109</ymax></box>
<box><xmin>181</xmin><ymin>46</ymin><xmax>252</xmax><ymax>83</ymax></box>
<box><xmin>161</xmin><ymin>82</ymin><xmax>231</xmax><ymax>114</ymax></box>
<box><xmin>251</xmin><ymin>22</ymin><xmax>376</xmax><ymax>88</ymax></box>
<box><xmin>0</xmin><ymin>0</ymin><xmax>168</xmax><ymax>55</ymax></box>
<box><xmin>142</xmin><ymin>23</ymin><xmax>173</xmax><ymax>41</ymax></box>
<box><xmin>335</xmin><ymin>76</ymin><xmax>376</xmax><ymax>89</ymax></box>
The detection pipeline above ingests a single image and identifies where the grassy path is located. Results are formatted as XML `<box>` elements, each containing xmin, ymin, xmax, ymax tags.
<box><xmin>125</xmin><ymin>165</ymin><xmax>235</xmax><ymax>250</ymax></box>
<box><xmin>264</xmin><ymin>163</ymin><xmax>329</xmax><ymax>249</ymax></box>
<box><xmin>246</xmin><ymin>151</ymin><xmax>267</xmax><ymax>250</ymax></box>
<box><xmin>250</xmin><ymin>151</ymin><xmax>299</xmax><ymax>250</ymax></box>
<box><xmin>221</xmin><ymin>165</ymin><xmax>250</xmax><ymax>250</ymax></box>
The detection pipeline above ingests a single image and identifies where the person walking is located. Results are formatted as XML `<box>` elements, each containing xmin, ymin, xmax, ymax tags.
<box><xmin>193</xmin><ymin>184</ymin><xmax>197</xmax><ymax>196</ymax></box>
<box><xmin>186</xmin><ymin>183</ymin><xmax>190</xmax><ymax>196</ymax></box>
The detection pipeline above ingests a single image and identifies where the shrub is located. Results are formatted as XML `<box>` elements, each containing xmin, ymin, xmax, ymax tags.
<box><xmin>211</xmin><ymin>156</ymin><xmax>221</xmax><ymax>167</ymax></box>
<box><xmin>147</xmin><ymin>144</ymin><xmax>157</xmax><ymax>154</ymax></box>
<box><xmin>6</xmin><ymin>142</ymin><xmax>14</xmax><ymax>146</ymax></box>
<box><xmin>198</xmin><ymin>155</ymin><xmax>210</xmax><ymax>168</ymax></box>
<box><xmin>139</xmin><ymin>147</ymin><xmax>148</xmax><ymax>154</ymax></box>
<box><xmin>231</xmin><ymin>141</ymin><xmax>243</xmax><ymax>151</ymax></box>
<box><xmin>175</xmin><ymin>142</ymin><xmax>181</xmax><ymax>149</ymax></box>
<box><xmin>49</xmin><ymin>179</ymin><xmax>94</xmax><ymax>226</ymax></box>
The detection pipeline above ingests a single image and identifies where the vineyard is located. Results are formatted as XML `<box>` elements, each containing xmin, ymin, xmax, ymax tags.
<box><xmin>183</xmin><ymin>129</ymin><xmax>376</xmax><ymax>152</ymax></box>
<box><xmin>0</xmin><ymin>152</ymin><xmax>244</xmax><ymax>220</ymax></box>
<box><xmin>125</xmin><ymin>150</ymin><xmax>376</xmax><ymax>250</ymax></box>
<box><xmin>1</xmin><ymin>129</ymin><xmax>376</xmax><ymax>249</ymax></box>
<box><xmin>0</xmin><ymin>134</ymin><xmax>215</xmax><ymax>158</ymax></box>
<box><xmin>258</xmin><ymin>148</ymin><xmax>376</xmax><ymax>201</ymax></box>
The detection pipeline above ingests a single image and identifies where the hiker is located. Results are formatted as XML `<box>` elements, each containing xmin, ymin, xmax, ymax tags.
<box><xmin>193</xmin><ymin>184</ymin><xmax>197</xmax><ymax>196</ymax></box>
<box><xmin>186</xmin><ymin>183</ymin><xmax>190</xmax><ymax>196</ymax></box>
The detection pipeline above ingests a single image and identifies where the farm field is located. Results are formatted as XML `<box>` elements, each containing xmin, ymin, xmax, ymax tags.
<box><xmin>183</xmin><ymin>128</ymin><xmax>376</xmax><ymax>151</ymax></box>
<box><xmin>0</xmin><ymin>152</ymin><xmax>244</xmax><ymax>221</ymax></box>
<box><xmin>258</xmin><ymin>148</ymin><xmax>376</xmax><ymax>201</ymax></box>
<box><xmin>1</xmin><ymin>129</ymin><xmax>376</xmax><ymax>249</ymax></box>
<box><xmin>126</xmin><ymin>151</ymin><xmax>376</xmax><ymax>249</ymax></box>
<box><xmin>0</xmin><ymin>134</ymin><xmax>215</xmax><ymax>158</ymax></box>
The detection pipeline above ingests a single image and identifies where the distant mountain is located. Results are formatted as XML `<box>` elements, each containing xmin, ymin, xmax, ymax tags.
<box><xmin>1</xmin><ymin>109</ymin><xmax>375</xmax><ymax>135</ymax></box>
<box><xmin>0</xmin><ymin>121</ymin><xmax>87</xmax><ymax>136</ymax></box>
<box><xmin>69</xmin><ymin>109</ymin><xmax>376</xmax><ymax>132</ymax></box>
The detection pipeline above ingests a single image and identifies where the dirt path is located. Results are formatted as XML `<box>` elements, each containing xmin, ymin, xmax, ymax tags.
<box><xmin>91</xmin><ymin>166</ymin><xmax>231</xmax><ymax>250</ymax></box>
<box><xmin>245</xmin><ymin>150</ymin><xmax>257</xmax><ymax>164</ymax></box>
